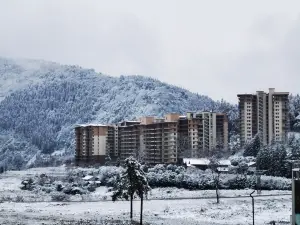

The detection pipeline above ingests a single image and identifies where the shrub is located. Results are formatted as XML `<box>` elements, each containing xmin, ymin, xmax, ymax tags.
<box><xmin>56</xmin><ymin>183</ymin><xmax>64</xmax><ymax>192</ymax></box>
<box><xmin>51</xmin><ymin>192</ymin><xmax>70</xmax><ymax>201</ymax></box>
<box><xmin>20</xmin><ymin>178</ymin><xmax>35</xmax><ymax>191</ymax></box>
<box><xmin>15</xmin><ymin>196</ymin><xmax>24</xmax><ymax>202</ymax></box>
<box><xmin>144</xmin><ymin>165</ymin><xmax>291</xmax><ymax>190</ymax></box>
<box><xmin>227</xmin><ymin>176</ymin><xmax>247</xmax><ymax>189</ymax></box>
<box><xmin>87</xmin><ymin>184</ymin><xmax>96</xmax><ymax>192</ymax></box>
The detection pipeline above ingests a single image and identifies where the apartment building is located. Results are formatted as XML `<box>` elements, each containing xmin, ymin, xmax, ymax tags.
<box><xmin>238</xmin><ymin>88</ymin><xmax>289</xmax><ymax>146</ymax></box>
<box><xmin>118</xmin><ymin>114</ymin><xmax>179</xmax><ymax>164</ymax></box>
<box><xmin>118</xmin><ymin>123</ymin><xmax>141</xmax><ymax>162</ymax></box>
<box><xmin>181</xmin><ymin>112</ymin><xmax>228</xmax><ymax>157</ymax></box>
<box><xmin>216</xmin><ymin>113</ymin><xmax>229</xmax><ymax>150</ymax></box>
<box><xmin>75</xmin><ymin>112</ymin><xmax>229</xmax><ymax>165</ymax></box>
<box><xmin>75</xmin><ymin>124</ymin><xmax>116</xmax><ymax>165</ymax></box>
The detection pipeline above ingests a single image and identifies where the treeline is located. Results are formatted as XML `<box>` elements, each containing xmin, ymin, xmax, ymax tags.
<box><xmin>243</xmin><ymin>133</ymin><xmax>300</xmax><ymax>178</ymax></box>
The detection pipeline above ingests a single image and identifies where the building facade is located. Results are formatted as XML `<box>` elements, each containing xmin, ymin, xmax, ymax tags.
<box><xmin>75</xmin><ymin>112</ymin><xmax>229</xmax><ymax>165</ymax></box>
<box><xmin>238</xmin><ymin>88</ymin><xmax>289</xmax><ymax>146</ymax></box>
<box><xmin>75</xmin><ymin>124</ymin><xmax>116</xmax><ymax>165</ymax></box>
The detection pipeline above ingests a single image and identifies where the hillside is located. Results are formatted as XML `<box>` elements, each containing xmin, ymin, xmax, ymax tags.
<box><xmin>0</xmin><ymin>57</ymin><xmax>238</xmax><ymax>169</ymax></box>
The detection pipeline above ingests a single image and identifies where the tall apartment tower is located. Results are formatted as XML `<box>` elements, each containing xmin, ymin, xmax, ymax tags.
<box><xmin>181</xmin><ymin>112</ymin><xmax>228</xmax><ymax>157</ymax></box>
<box><xmin>238</xmin><ymin>88</ymin><xmax>289</xmax><ymax>146</ymax></box>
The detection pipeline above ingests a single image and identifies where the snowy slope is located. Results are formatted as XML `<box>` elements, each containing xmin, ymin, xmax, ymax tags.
<box><xmin>0</xmin><ymin>57</ymin><xmax>238</xmax><ymax>169</ymax></box>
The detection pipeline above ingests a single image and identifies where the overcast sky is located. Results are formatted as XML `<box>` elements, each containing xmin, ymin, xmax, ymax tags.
<box><xmin>1</xmin><ymin>1</ymin><xmax>300</xmax><ymax>103</ymax></box>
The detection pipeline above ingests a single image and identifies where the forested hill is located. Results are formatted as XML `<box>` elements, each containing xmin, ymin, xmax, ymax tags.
<box><xmin>0</xmin><ymin>57</ymin><xmax>238</xmax><ymax>169</ymax></box>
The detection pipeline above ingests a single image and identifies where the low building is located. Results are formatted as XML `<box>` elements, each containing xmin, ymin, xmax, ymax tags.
<box><xmin>183</xmin><ymin>158</ymin><xmax>231</xmax><ymax>170</ymax></box>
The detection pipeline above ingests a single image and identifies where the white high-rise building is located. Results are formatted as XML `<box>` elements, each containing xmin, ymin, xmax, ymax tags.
<box><xmin>238</xmin><ymin>88</ymin><xmax>289</xmax><ymax>146</ymax></box>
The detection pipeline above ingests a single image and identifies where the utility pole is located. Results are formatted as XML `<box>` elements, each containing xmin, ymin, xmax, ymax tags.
<box><xmin>292</xmin><ymin>160</ymin><xmax>300</xmax><ymax>225</ymax></box>
<box><xmin>250</xmin><ymin>190</ymin><xmax>255</xmax><ymax>225</ymax></box>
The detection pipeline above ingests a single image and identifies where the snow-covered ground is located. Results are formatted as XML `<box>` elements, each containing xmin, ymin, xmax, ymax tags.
<box><xmin>0</xmin><ymin>196</ymin><xmax>292</xmax><ymax>225</ymax></box>
<box><xmin>0</xmin><ymin>169</ymin><xmax>291</xmax><ymax>202</ymax></box>
<box><xmin>0</xmin><ymin>167</ymin><xmax>293</xmax><ymax>224</ymax></box>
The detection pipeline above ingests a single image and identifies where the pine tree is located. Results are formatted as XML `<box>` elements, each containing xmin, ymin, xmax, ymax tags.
<box><xmin>111</xmin><ymin>157</ymin><xmax>150</xmax><ymax>224</ymax></box>
<box><xmin>289</xmin><ymin>134</ymin><xmax>300</xmax><ymax>160</ymax></box>
<box><xmin>256</xmin><ymin>145</ymin><xmax>270</xmax><ymax>171</ymax></box>
<box><xmin>243</xmin><ymin>134</ymin><xmax>261</xmax><ymax>157</ymax></box>
<box><xmin>257</xmin><ymin>143</ymin><xmax>287</xmax><ymax>177</ymax></box>
<box><xmin>270</xmin><ymin>144</ymin><xmax>287</xmax><ymax>177</ymax></box>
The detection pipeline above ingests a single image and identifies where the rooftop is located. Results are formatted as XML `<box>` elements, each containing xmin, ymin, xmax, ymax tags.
<box><xmin>273</xmin><ymin>92</ymin><xmax>289</xmax><ymax>95</ymax></box>
<box><xmin>75</xmin><ymin>124</ymin><xmax>108</xmax><ymax>127</ymax></box>
<box><xmin>238</xmin><ymin>89</ymin><xmax>289</xmax><ymax>97</ymax></box>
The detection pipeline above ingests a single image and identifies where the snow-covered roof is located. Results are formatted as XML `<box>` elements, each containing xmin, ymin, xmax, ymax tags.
<box><xmin>82</xmin><ymin>175</ymin><xmax>94</xmax><ymax>181</ymax></box>
<box><xmin>247</xmin><ymin>162</ymin><xmax>256</xmax><ymax>167</ymax></box>
<box><xmin>217</xmin><ymin>167</ymin><xmax>229</xmax><ymax>172</ymax></box>
<box><xmin>183</xmin><ymin>158</ymin><xmax>210</xmax><ymax>165</ymax></box>
<box><xmin>296</xmin><ymin>115</ymin><xmax>300</xmax><ymax>120</ymax></box>
<box><xmin>183</xmin><ymin>158</ymin><xmax>231</xmax><ymax>166</ymax></box>
<box><xmin>219</xmin><ymin>160</ymin><xmax>231</xmax><ymax>166</ymax></box>
<box><xmin>76</xmin><ymin>124</ymin><xmax>107</xmax><ymax>127</ymax></box>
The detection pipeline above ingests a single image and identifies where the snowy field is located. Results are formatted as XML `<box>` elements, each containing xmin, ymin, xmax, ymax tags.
<box><xmin>0</xmin><ymin>167</ymin><xmax>293</xmax><ymax>224</ymax></box>
<box><xmin>0</xmin><ymin>196</ymin><xmax>292</xmax><ymax>225</ymax></box>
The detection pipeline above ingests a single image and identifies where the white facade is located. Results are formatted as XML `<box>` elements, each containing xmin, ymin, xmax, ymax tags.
<box><xmin>92</xmin><ymin>135</ymin><xmax>107</xmax><ymax>155</ymax></box>
<box><xmin>199</xmin><ymin>112</ymin><xmax>217</xmax><ymax>151</ymax></box>
<box><xmin>245</xmin><ymin>100</ymin><xmax>253</xmax><ymax>142</ymax></box>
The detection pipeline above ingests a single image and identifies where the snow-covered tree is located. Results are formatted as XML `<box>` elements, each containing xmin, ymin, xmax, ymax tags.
<box><xmin>257</xmin><ymin>143</ymin><xmax>287</xmax><ymax>177</ymax></box>
<box><xmin>104</xmin><ymin>155</ymin><xmax>111</xmax><ymax>166</ymax></box>
<box><xmin>243</xmin><ymin>134</ymin><xmax>261</xmax><ymax>157</ymax></box>
<box><xmin>111</xmin><ymin>157</ymin><xmax>150</xmax><ymax>224</ymax></box>
<box><xmin>229</xmin><ymin>134</ymin><xmax>241</xmax><ymax>155</ymax></box>
<box><xmin>289</xmin><ymin>94</ymin><xmax>300</xmax><ymax>131</ymax></box>
<box><xmin>288</xmin><ymin>134</ymin><xmax>300</xmax><ymax>160</ymax></box>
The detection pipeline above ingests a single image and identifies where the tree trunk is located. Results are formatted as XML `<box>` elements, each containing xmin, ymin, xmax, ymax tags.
<box><xmin>130</xmin><ymin>194</ymin><xmax>133</xmax><ymax>220</ymax></box>
<box><xmin>216</xmin><ymin>187</ymin><xmax>219</xmax><ymax>204</ymax></box>
<box><xmin>140</xmin><ymin>194</ymin><xmax>143</xmax><ymax>225</ymax></box>
<box><xmin>215</xmin><ymin>174</ymin><xmax>220</xmax><ymax>204</ymax></box>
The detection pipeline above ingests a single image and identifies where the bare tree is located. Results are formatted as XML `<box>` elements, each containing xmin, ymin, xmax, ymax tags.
<box><xmin>208</xmin><ymin>156</ymin><xmax>221</xmax><ymax>204</ymax></box>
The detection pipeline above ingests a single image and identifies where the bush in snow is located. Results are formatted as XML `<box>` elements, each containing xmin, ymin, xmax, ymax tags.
<box><xmin>20</xmin><ymin>178</ymin><xmax>35</xmax><ymax>191</ymax></box>
<box><xmin>51</xmin><ymin>192</ymin><xmax>70</xmax><ymax>201</ymax></box>
<box><xmin>15</xmin><ymin>196</ymin><xmax>24</xmax><ymax>202</ymax></box>
<box><xmin>144</xmin><ymin>164</ymin><xmax>291</xmax><ymax>190</ymax></box>
<box><xmin>226</xmin><ymin>176</ymin><xmax>247</xmax><ymax>189</ymax></box>
<box><xmin>87</xmin><ymin>183</ymin><xmax>97</xmax><ymax>192</ymax></box>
